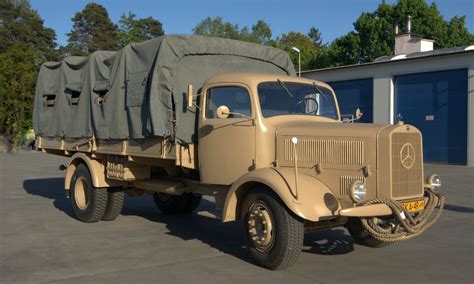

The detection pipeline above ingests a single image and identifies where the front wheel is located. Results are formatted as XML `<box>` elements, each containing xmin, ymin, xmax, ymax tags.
<box><xmin>242</xmin><ymin>187</ymin><xmax>304</xmax><ymax>270</ymax></box>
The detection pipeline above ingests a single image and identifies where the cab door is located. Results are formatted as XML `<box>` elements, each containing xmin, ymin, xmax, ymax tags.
<box><xmin>198</xmin><ymin>85</ymin><xmax>255</xmax><ymax>185</ymax></box>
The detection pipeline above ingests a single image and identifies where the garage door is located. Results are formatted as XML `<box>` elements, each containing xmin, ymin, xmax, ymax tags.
<box><xmin>394</xmin><ymin>69</ymin><xmax>468</xmax><ymax>165</ymax></box>
<box><xmin>328</xmin><ymin>78</ymin><xmax>373</xmax><ymax>123</ymax></box>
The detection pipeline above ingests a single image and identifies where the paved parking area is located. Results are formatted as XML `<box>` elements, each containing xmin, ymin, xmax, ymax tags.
<box><xmin>1</xmin><ymin>151</ymin><xmax>473</xmax><ymax>283</ymax></box>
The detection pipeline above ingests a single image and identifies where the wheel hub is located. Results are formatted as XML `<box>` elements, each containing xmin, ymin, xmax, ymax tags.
<box><xmin>74</xmin><ymin>176</ymin><xmax>89</xmax><ymax>210</ymax></box>
<box><xmin>247</xmin><ymin>200</ymin><xmax>275</xmax><ymax>252</ymax></box>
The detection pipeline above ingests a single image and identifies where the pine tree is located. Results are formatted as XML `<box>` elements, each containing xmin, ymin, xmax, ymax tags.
<box><xmin>118</xmin><ymin>12</ymin><xmax>164</xmax><ymax>47</ymax></box>
<box><xmin>0</xmin><ymin>0</ymin><xmax>58</xmax><ymax>63</ymax></box>
<box><xmin>64</xmin><ymin>3</ymin><xmax>119</xmax><ymax>55</ymax></box>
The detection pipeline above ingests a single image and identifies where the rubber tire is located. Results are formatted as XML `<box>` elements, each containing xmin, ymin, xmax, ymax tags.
<box><xmin>153</xmin><ymin>192</ymin><xmax>202</xmax><ymax>214</ymax></box>
<box><xmin>242</xmin><ymin>187</ymin><xmax>304</xmax><ymax>270</ymax></box>
<box><xmin>101</xmin><ymin>189</ymin><xmax>125</xmax><ymax>221</ymax></box>
<box><xmin>70</xmin><ymin>163</ymin><xmax>108</xmax><ymax>223</ymax></box>
<box><xmin>345</xmin><ymin>218</ymin><xmax>392</xmax><ymax>248</ymax></box>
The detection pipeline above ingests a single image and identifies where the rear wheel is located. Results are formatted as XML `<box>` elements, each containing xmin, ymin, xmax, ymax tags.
<box><xmin>101</xmin><ymin>189</ymin><xmax>125</xmax><ymax>221</ymax></box>
<box><xmin>153</xmin><ymin>192</ymin><xmax>202</xmax><ymax>214</ymax></box>
<box><xmin>345</xmin><ymin>218</ymin><xmax>391</xmax><ymax>248</ymax></box>
<box><xmin>70</xmin><ymin>164</ymin><xmax>108</xmax><ymax>222</ymax></box>
<box><xmin>242</xmin><ymin>187</ymin><xmax>304</xmax><ymax>270</ymax></box>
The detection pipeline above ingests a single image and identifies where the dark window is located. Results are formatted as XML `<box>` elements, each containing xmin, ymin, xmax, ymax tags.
<box><xmin>395</xmin><ymin>69</ymin><xmax>468</xmax><ymax>165</ymax></box>
<box><xmin>328</xmin><ymin>78</ymin><xmax>373</xmax><ymax>123</ymax></box>
<box><xmin>205</xmin><ymin>86</ymin><xmax>251</xmax><ymax>118</ymax></box>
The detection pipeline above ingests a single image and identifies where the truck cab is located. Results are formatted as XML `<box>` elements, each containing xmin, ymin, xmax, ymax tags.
<box><xmin>198</xmin><ymin>73</ymin><xmax>340</xmax><ymax>185</ymax></box>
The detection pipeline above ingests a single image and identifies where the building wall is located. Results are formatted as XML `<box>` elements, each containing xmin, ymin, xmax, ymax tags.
<box><xmin>303</xmin><ymin>52</ymin><xmax>474</xmax><ymax>166</ymax></box>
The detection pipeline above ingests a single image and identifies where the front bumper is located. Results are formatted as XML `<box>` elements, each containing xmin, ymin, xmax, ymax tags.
<box><xmin>336</xmin><ymin>186</ymin><xmax>439</xmax><ymax>218</ymax></box>
<box><xmin>335</xmin><ymin>186</ymin><xmax>445</xmax><ymax>241</ymax></box>
<box><xmin>337</xmin><ymin>203</ymin><xmax>393</xmax><ymax>217</ymax></box>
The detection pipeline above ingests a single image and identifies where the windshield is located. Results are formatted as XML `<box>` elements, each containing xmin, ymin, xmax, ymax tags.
<box><xmin>257</xmin><ymin>81</ymin><xmax>339</xmax><ymax>119</ymax></box>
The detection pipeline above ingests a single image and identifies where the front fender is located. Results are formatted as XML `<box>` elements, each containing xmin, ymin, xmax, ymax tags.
<box><xmin>222</xmin><ymin>167</ymin><xmax>340</xmax><ymax>222</ymax></box>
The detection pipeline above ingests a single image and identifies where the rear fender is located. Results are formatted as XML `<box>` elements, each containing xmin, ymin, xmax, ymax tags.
<box><xmin>222</xmin><ymin>167</ymin><xmax>340</xmax><ymax>222</ymax></box>
<box><xmin>65</xmin><ymin>153</ymin><xmax>111</xmax><ymax>190</ymax></box>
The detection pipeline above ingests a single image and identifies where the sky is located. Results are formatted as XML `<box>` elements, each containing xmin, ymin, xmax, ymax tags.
<box><xmin>30</xmin><ymin>0</ymin><xmax>474</xmax><ymax>46</ymax></box>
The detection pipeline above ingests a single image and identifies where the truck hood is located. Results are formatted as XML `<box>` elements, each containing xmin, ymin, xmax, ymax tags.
<box><xmin>275</xmin><ymin>121</ymin><xmax>392</xmax><ymax>139</ymax></box>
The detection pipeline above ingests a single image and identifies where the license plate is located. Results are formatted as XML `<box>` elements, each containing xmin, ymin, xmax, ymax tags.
<box><xmin>401</xmin><ymin>199</ymin><xmax>425</xmax><ymax>212</ymax></box>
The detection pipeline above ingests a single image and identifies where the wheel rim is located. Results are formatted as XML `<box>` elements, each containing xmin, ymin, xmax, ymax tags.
<box><xmin>74</xmin><ymin>176</ymin><xmax>89</xmax><ymax>210</ymax></box>
<box><xmin>246</xmin><ymin>200</ymin><xmax>275</xmax><ymax>252</ymax></box>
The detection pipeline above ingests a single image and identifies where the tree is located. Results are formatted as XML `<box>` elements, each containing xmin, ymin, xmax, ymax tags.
<box><xmin>193</xmin><ymin>16</ymin><xmax>274</xmax><ymax>45</ymax></box>
<box><xmin>193</xmin><ymin>16</ymin><xmax>241</xmax><ymax>40</ymax></box>
<box><xmin>308</xmin><ymin>26</ymin><xmax>323</xmax><ymax>46</ymax></box>
<box><xmin>0</xmin><ymin>45</ymin><xmax>37</xmax><ymax>151</ymax></box>
<box><xmin>248</xmin><ymin>20</ymin><xmax>272</xmax><ymax>45</ymax></box>
<box><xmin>118</xmin><ymin>12</ymin><xmax>164</xmax><ymax>47</ymax></box>
<box><xmin>276</xmin><ymin>32</ymin><xmax>319</xmax><ymax>71</ymax></box>
<box><xmin>64</xmin><ymin>3</ymin><xmax>119</xmax><ymax>55</ymax></box>
<box><xmin>445</xmin><ymin>16</ymin><xmax>474</xmax><ymax>47</ymax></box>
<box><xmin>0</xmin><ymin>0</ymin><xmax>58</xmax><ymax>63</ymax></box>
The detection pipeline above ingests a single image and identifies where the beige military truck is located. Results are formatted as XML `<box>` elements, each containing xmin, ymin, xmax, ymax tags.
<box><xmin>34</xmin><ymin>35</ymin><xmax>444</xmax><ymax>270</ymax></box>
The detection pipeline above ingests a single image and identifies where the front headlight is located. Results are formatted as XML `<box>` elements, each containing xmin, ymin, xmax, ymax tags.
<box><xmin>351</xmin><ymin>180</ymin><xmax>366</xmax><ymax>203</ymax></box>
<box><xmin>426</xmin><ymin>174</ymin><xmax>441</xmax><ymax>189</ymax></box>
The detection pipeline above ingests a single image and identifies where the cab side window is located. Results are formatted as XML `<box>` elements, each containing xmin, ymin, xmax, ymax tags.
<box><xmin>205</xmin><ymin>86</ymin><xmax>251</xmax><ymax>118</ymax></box>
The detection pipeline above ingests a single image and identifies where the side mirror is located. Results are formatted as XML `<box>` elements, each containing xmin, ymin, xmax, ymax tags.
<box><xmin>216</xmin><ymin>105</ymin><xmax>230</xmax><ymax>119</ymax></box>
<box><xmin>355</xmin><ymin>108</ymin><xmax>363</xmax><ymax>120</ymax></box>
<box><xmin>187</xmin><ymin>84</ymin><xmax>193</xmax><ymax>108</ymax></box>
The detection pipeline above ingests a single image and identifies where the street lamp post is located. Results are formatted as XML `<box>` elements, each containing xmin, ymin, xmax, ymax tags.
<box><xmin>291</xmin><ymin>47</ymin><xmax>301</xmax><ymax>77</ymax></box>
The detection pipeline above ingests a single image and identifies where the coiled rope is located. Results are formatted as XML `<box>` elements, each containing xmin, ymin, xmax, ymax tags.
<box><xmin>360</xmin><ymin>188</ymin><xmax>445</xmax><ymax>242</ymax></box>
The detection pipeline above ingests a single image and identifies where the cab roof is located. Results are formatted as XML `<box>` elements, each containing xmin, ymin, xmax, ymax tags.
<box><xmin>204</xmin><ymin>72</ymin><xmax>333</xmax><ymax>91</ymax></box>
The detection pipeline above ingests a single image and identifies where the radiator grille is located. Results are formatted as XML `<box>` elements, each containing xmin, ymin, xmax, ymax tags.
<box><xmin>283</xmin><ymin>138</ymin><xmax>364</xmax><ymax>165</ymax></box>
<box><xmin>391</xmin><ymin>132</ymin><xmax>423</xmax><ymax>198</ymax></box>
<box><xmin>340</xmin><ymin>176</ymin><xmax>365</xmax><ymax>195</ymax></box>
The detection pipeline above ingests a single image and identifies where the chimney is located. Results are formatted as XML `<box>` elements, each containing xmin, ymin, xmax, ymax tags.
<box><xmin>394</xmin><ymin>15</ymin><xmax>434</xmax><ymax>55</ymax></box>
<box><xmin>394</xmin><ymin>19</ymin><xmax>399</xmax><ymax>35</ymax></box>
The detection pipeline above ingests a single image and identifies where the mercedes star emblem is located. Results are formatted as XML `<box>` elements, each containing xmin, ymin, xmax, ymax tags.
<box><xmin>400</xmin><ymin>143</ymin><xmax>416</xmax><ymax>169</ymax></box>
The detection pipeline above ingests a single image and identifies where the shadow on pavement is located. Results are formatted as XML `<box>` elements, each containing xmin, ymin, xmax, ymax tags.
<box><xmin>303</xmin><ymin>228</ymin><xmax>354</xmax><ymax>255</ymax></box>
<box><xmin>443</xmin><ymin>203</ymin><xmax>474</xmax><ymax>213</ymax></box>
<box><xmin>23</xmin><ymin>177</ymin><xmax>356</xmax><ymax>264</ymax></box>
<box><xmin>23</xmin><ymin>178</ymin><xmax>75</xmax><ymax>218</ymax></box>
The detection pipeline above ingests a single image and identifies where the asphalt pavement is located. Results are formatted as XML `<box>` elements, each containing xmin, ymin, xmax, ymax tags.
<box><xmin>1</xmin><ymin>151</ymin><xmax>473</xmax><ymax>283</ymax></box>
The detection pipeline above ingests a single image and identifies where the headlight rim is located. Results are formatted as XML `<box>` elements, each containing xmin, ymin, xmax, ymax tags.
<box><xmin>350</xmin><ymin>180</ymin><xmax>366</xmax><ymax>203</ymax></box>
<box><xmin>426</xmin><ymin>174</ymin><xmax>442</xmax><ymax>189</ymax></box>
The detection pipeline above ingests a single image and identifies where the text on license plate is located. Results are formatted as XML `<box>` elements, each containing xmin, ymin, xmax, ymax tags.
<box><xmin>401</xmin><ymin>199</ymin><xmax>425</xmax><ymax>212</ymax></box>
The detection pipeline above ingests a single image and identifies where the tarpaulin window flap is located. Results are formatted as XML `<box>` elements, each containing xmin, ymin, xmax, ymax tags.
<box><xmin>65</xmin><ymin>82</ymin><xmax>83</xmax><ymax>92</ymax></box>
<box><xmin>93</xmin><ymin>80</ymin><xmax>110</xmax><ymax>92</ymax></box>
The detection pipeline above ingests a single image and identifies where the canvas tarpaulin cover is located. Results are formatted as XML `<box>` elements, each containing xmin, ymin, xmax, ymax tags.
<box><xmin>34</xmin><ymin>35</ymin><xmax>296</xmax><ymax>143</ymax></box>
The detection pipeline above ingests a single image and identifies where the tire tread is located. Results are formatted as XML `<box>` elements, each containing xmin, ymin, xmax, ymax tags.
<box><xmin>101</xmin><ymin>190</ymin><xmax>124</xmax><ymax>221</ymax></box>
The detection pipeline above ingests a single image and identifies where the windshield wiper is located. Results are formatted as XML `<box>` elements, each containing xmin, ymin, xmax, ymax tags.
<box><xmin>312</xmin><ymin>82</ymin><xmax>329</xmax><ymax>101</ymax></box>
<box><xmin>277</xmin><ymin>79</ymin><xmax>293</xmax><ymax>98</ymax></box>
